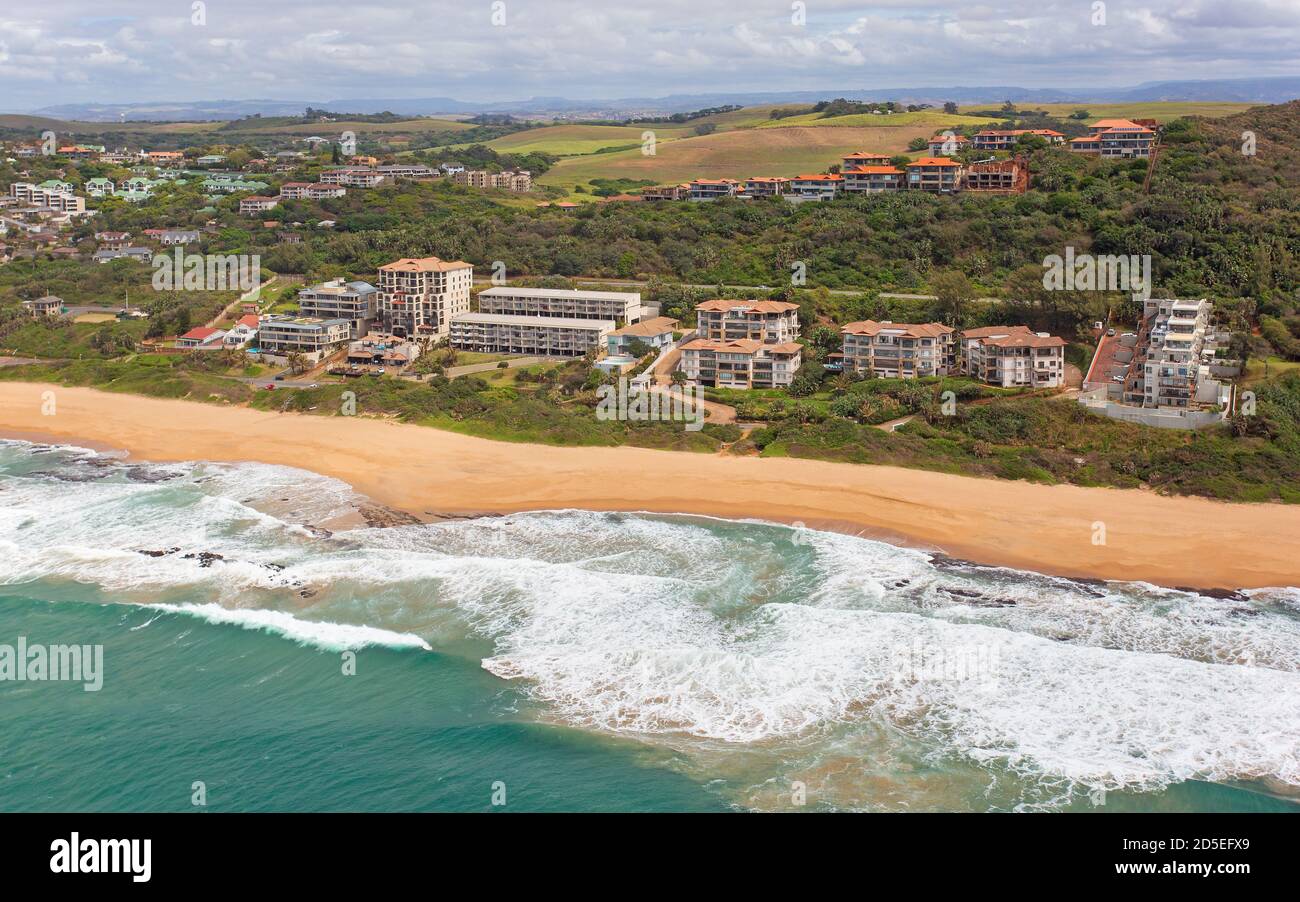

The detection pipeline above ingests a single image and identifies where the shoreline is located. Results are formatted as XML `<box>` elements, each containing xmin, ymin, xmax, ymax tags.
<box><xmin>2</xmin><ymin>381</ymin><xmax>1299</xmax><ymax>589</ymax></box>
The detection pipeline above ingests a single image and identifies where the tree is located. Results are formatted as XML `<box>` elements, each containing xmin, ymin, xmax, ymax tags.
<box><xmin>930</xmin><ymin>270</ymin><xmax>975</xmax><ymax>326</ymax></box>
<box><xmin>286</xmin><ymin>351</ymin><xmax>308</xmax><ymax>375</ymax></box>
<box><xmin>943</xmin><ymin>102</ymin><xmax>958</xmax><ymax>115</ymax></box>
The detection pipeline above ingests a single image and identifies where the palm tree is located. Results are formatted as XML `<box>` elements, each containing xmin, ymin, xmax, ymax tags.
<box><xmin>286</xmin><ymin>351</ymin><xmax>308</xmax><ymax>375</ymax></box>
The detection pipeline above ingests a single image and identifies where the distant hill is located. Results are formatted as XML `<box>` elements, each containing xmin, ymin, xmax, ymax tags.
<box><xmin>19</xmin><ymin>77</ymin><xmax>1300</xmax><ymax>122</ymax></box>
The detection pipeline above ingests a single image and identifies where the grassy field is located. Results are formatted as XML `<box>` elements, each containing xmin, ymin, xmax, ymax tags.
<box><xmin>538</xmin><ymin>125</ymin><xmax>929</xmax><ymax>190</ymax></box>
<box><xmin>1242</xmin><ymin>356</ymin><xmax>1300</xmax><ymax>385</ymax></box>
<box><xmin>755</xmin><ymin>110</ymin><xmax>1001</xmax><ymax>129</ymax></box>
<box><xmin>482</xmin><ymin>124</ymin><xmax>693</xmax><ymax>155</ymax></box>
<box><xmin>0</xmin><ymin>113</ymin><xmax>470</xmax><ymax>139</ymax></box>
<box><xmin>1033</xmin><ymin>102</ymin><xmax>1257</xmax><ymax>123</ymax></box>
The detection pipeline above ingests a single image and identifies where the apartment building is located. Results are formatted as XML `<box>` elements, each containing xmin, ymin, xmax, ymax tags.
<box><xmin>320</xmin><ymin>168</ymin><xmax>388</xmax><ymax>188</ymax></box>
<box><xmin>449</xmin><ymin>312</ymin><xmax>613</xmax><ymax>357</ymax></box>
<box><xmin>375</xmin><ymin>164</ymin><xmax>437</xmax><ymax>180</ymax></box>
<box><xmin>842</xmin><ymin>166</ymin><xmax>904</xmax><ymax>193</ymax></box>
<box><xmin>298</xmin><ymin>278</ymin><xmax>379</xmax><ymax>336</ymax></box>
<box><xmin>842</xmin><ymin>152</ymin><xmax>893</xmax><ymax>169</ymax></box>
<box><xmin>787</xmin><ymin>174</ymin><xmax>844</xmax><ymax>200</ymax></box>
<box><xmin>146</xmin><ymin>151</ymin><xmax>184</xmax><ymax>165</ymax></box>
<box><xmin>695</xmin><ymin>299</ymin><xmax>801</xmax><ymax>343</ymax></box>
<box><xmin>256</xmin><ymin>315</ymin><xmax>352</xmax><ymax>360</ymax></box>
<box><xmin>742</xmin><ymin>177</ymin><xmax>790</xmax><ymax>197</ymax></box>
<box><xmin>927</xmin><ymin>134</ymin><xmax>971</xmax><ymax>156</ymax></box>
<box><xmin>840</xmin><ymin>320</ymin><xmax>956</xmax><ymax>378</ymax></box>
<box><xmin>1069</xmin><ymin>119</ymin><xmax>1155</xmax><ymax>158</ymax></box>
<box><xmin>962</xmin><ymin>158</ymin><xmax>1029</xmax><ymax>194</ymax></box>
<box><xmin>7</xmin><ymin>183</ymin><xmax>85</xmax><ymax>214</ymax></box>
<box><xmin>960</xmin><ymin>325</ymin><xmax>1065</xmax><ymax>387</ymax></box>
<box><xmin>452</xmin><ymin>169</ymin><xmax>532</xmax><ymax>192</ymax></box>
<box><xmin>279</xmin><ymin>182</ymin><xmax>347</xmax><ymax>200</ymax></box>
<box><xmin>1128</xmin><ymin>298</ymin><xmax>1220</xmax><ymax>409</ymax></box>
<box><xmin>639</xmin><ymin>184</ymin><xmax>690</xmax><ymax>201</ymax></box>
<box><xmin>970</xmin><ymin>129</ymin><xmax>1065</xmax><ymax>151</ymax></box>
<box><xmin>84</xmin><ymin>178</ymin><xmax>115</xmax><ymax>197</ymax></box>
<box><xmin>376</xmin><ymin>256</ymin><xmax>474</xmax><ymax>339</ymax></box>
<box><xmin>676</xmin><ymin>338</ymin><xmax>803</xmax><ymax>389</ymax></box>
<box><xmin>477</xmin><ymin>286</ymin><xmax>642</xmax><ymax>323</ymax></box>
<box><xmin>905</xmin><ymin>158</ymin><xmax>963</xmax><ymax>193</ymax></box>
<box><xmin>239</xmin><ymin>196</ymin><xmax>279</xmax><ymax>215</ymax></box>
<box><xmin>606</xmin><ymin>316</ymin><xmax>679</xmax><ymax>355</ymax></box>
<box><xmin>689</xmin><ymin>179</ymin><xmax>740</xmax><ymax>201</ymax></box>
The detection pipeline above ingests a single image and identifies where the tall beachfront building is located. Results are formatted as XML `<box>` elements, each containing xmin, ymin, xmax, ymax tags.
<box><xmin>376</xmin><ymin>257</ymin><xmax>474</xmax><ymax>339</ymax></box>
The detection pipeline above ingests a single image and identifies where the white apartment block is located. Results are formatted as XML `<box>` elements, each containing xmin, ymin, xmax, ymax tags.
<box><xmin>476</xmin><ymin>287</ymin><xmax>643</xmax><ymax>323</ymax></box>
<box><xmin>298</xmin><ymin>278</ymin><xmax>379</xmax><ymax>337</ymax></box>
<box><xmin>1131</xmin><ymin>298</ymin><xmax>1222</xmax><ymax>409</ymax></box>
<box><xmin>450</xmin><ymin>313</ymin><xmax>613</xmax><ymax>357</ymax></box>
<box><xmin>376</xmin><ymin>256</ymin><xmax>474</xmax><ymax>339</ymax></box>
<box><xmin>677</xmin><ymin>338</ymin><xmax>803</xmax><ymax>389</ymax></box>
<box><xmin>960</xmin><ymin>325</ymin><xmax>1066</xmax><ymax>388</ymax></box>
<box><xmin>840</xmin><ymin>320</ymin><xmax>956</xmax><ymax>379</ymax></box>
<box><xmin>695</xmin><ymin>299</ymin><xmax>800</xmax><ymax>343</ymax></box>
<box><xmin>319</xmin><ymin>169</ymin><xmax>388</xmax><ymax>188</ymax></box>
<box><xmin>256</xmin><ymin>315</ymin><xmax>352</xmax><ymax>360</ymax></box>
<box><xmin>7</xmin><ymin>183</ymin><xmax>85</xmax><ymax>214</ymax></box>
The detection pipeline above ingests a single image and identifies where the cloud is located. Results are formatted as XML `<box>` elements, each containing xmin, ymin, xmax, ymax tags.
<box><xmin>0</xmin><ymin>0</ymin><xmax>1296</xmax><ymax>110</ymax></box>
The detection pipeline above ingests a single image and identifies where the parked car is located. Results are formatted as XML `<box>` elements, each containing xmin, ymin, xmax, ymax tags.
<box><xmin>265</xmin><ymin>384</ymin><xmax>275</xmax><ymax>390</ymax></box>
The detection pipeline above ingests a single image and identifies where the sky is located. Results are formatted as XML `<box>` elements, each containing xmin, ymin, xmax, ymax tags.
<box><xmin>1</xmin><ymin>0</ymin><xmax>1298</xmax><ymax>110</ymax></box>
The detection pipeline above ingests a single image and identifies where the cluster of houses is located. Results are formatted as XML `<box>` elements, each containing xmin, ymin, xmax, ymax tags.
<box><xmin>627</xmin><ymin>118</ymin><xmax>1156</xmax><ymax>204</ymax></box>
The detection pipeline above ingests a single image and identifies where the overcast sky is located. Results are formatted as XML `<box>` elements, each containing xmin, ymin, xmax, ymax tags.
<box><xmin>2</xmin><ymin>0</ymin><xmax>1298</xmax><ymax>110</ymax></box>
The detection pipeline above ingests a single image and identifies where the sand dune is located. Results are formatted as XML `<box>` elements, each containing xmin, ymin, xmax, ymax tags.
<box><xmin>2</xmin><ymin>381</ymin><xmax>1298</xmax><ymax>589</ymax></box>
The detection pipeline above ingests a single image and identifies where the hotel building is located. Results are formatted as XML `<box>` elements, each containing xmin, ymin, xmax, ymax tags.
<box><xmin>449</xmin><ymin>313</ymin><xmax>613</xmax><ymax>357</ymax></box>
<box><xmin>376</xmin><ymin>256</ymin><xmax>474</xmax><ymax>339</ymax></box>
<box><xmin>476</xmin><ymin>287</ymin><xmax>642</xmax><ymax>324</ymax></box>
<box><xmin>677</xmin><ymin>338</ymin><xmax>803</xmax><ymax>389</ymax></box>
<box><xmin>840</xmin><ymin>320</ymin><xmax>956</xmax><ymax>378</ymax></box>
<box><xmin>960</xmin><ymin>325</ymin><xmax>1065</xmax><ymax>387</ymax></box>
<box><xmin>695</xmin><ymin>299</ymin><xmax>801</xmax><ymax>343</ymax></box>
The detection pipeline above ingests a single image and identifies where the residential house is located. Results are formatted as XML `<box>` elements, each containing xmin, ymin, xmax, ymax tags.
<box><xmin>223</xmin><ymin>314</ymin><xmax>260</xmax><ymax>348</ymax></box>
<box><xmin>842</xmin><ymin>152</ymin><xmax>893</xmax><ymax>169</ymax></box>
<box><xmin>22</xmin><ymin>295</ymin><xmax>63</xmax><ymax>317</ymax></box>
<box><xmin>742</xmin><ymin>177</ymin><xmax>790</xmax><ymax>197</ymax></box>
<box><xmin>787</xmin><ymin>174</ymin><xmax>844</xmax><ymax>200</ymax></box>
<box><xmin>639</xmin><ymin>184</ymin><xmax>690</xmax><ymax>201</ymax></box>
<box><xmin>158</xmin><ymin>229</ymin><xmax>200</xmax><ymax>246</ymax></box>
<box><xmin>177</xmin><ymin>326</ymin><xmax>227</xmax><ymax>348</ymax></box>
<box><xmin>606</xmin><ymin>317</ymin><xmax>680</xmax><ymax>356</ymax></box>
<box><xmin>1069</xmin><ymin>119</ymin><xmax>1155</xmax><ymax>158</ymax></box>
<box><xmin>927</xmin><ymin>134</ymin><xmax>971</xmax><ymax>156</ymax></box>
<box><xmin>689</xmin><ymin>179</ymin><xmax>740</xmax><ymax>201</ymax></box>
<box><xmin>92</xmin><ymin>247</ymin><xmax>153</xmax><ymax>264</ymax></box>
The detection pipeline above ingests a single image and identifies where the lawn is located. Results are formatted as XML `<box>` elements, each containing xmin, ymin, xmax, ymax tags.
<box><xmin>538</xmin><ymin>125</ymin><xmax>927</xmax><ymax>192</ymax></box>
<box><xmin>1242</xmin><ymin>355</ymin><xmax>1300</xmax><ymax>386</ymax></box>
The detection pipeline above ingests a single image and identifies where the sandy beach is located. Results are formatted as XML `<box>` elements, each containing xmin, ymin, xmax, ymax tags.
<box><xmin>2</xmin><ymin>381</ymin><xmax>1298</xmax><ymax>589</ymax></box>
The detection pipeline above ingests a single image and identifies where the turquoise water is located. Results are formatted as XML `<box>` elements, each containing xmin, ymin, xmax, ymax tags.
<box><xmin>1</xmin><ymin>439</ymin><xmax>1297</xmax><ymax>812</ymax></box>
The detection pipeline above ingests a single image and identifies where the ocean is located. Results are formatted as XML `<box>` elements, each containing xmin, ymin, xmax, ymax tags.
<box><xmin>1</xmin><ymin>438</ymin><xmax>1297</xmax><ymax>813</ymax></box>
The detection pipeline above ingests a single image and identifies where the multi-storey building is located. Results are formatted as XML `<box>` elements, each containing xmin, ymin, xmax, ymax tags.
<box><xmin>742</xmin><ymin>177</ymin><xmax>790</xmax><ymax>197</ymax></box>
<box><xmin>7</xmin><ymin>183</ymin><xmax>85</xmax><ymax>213</ymax></box>
<box><xmin>962</xmin><ymin>158</ymin><xmax>1029</xmax><ymax>194</ymax></box>
<box><xmin>694</xmin><ymin>299</ymin><xmax>800</xmax><ymax>343</ymax></box>
<box><xmin>639</xmin><ymin>184</ymin><xmax>690</xmax><ymax>201</ymax></box>
<box><xmin>238</xmin><ymin>196</ymin><xmax>279</xmax><ymax>215</ymax></box>
<box><xmin>960</xmin><ymin>325</ymin><xmax>1065</xmax><ymax>387</ymax></box>
<box><xmin>452</xmin><ymin>169</ymin><xmax>533</xmax><ymax>192</ymax></box>
<box><xmin>1128</xmin><ymin>298</ymin><xmax>1218</xmax><ymax>409</ymax></box>
<box><xmin>319</xmin><ymin>168</ymin><xmax>387</xmax><ymax>188</ymax></box>
<box><xmin>376</xmin><ymin>256</ymin><xmax>474</xmax><ymax>339</ymax></box>
<box><xmin>449</xmin><ymin>313</ymin><xmax>613</xmax><ymax>357</ymax></box>
<box><xmin>842</xmin><ymin>166</ymin><xmax>904</xmax><ymax>193</ymax></box>
<box><xmin>787</xmin><ymin>174</ymin><xmax>844</xmax><ymax>200</ymax></box>
<box><xmin>256</xmin><ymin>315</ymin><xmax>352</xmax><ymax>360</ymax></box>
<box><xmin>905</xmin><ymin>158</ymin><xmax>963</xmax><ymax>193</ymax></box>
<box><xmin>927</xmin><ymin>134</ymin><xmax>971</xmax><ymax>156</ymax></box>
<box><xmin>298</xmin><ymin>278</ymin><xmax>379</xmax><ymax>337</ymax></box>
<box><xmin>840</xmin><ymin>320</ymin><xmax>956</xmax><ymax>379</ymax></box>
<box><xmin>842</xmin><ymin>152</ymin><xmax>893</xmax><ymax>169</ymax></box>
<box><xmin>676</xmin><ymin>338</ymin><xmax>803</xmax><ymax>389</ymax></box>
<box><xmin>1068</xmin><ymin>119</ymin><xmax>1155</xmax><ymax>158</ymax></box>
<box><xmin>477</xmin><ymin>287</ymin><xmax>642</xmax><ymax>324</ymax></box>
<box><xmin>970</xmin><ymin>129</ymin><xmax>1065</xmax><ymax>151</ymax></box>
<box><xmin>689</xmin><ymin>179</ymin><xmax>740</xmax><ymax>201</ymax></box>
